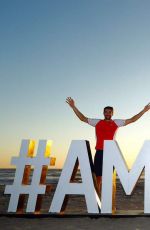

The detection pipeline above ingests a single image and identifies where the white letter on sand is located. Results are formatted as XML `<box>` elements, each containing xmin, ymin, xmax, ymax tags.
<box><xmin>101</xmin><ymin>140</ymin><xmax>150</xmax><ymax>214</ymax></box>
<box><xmin>49</xmin><ymin>140</ymin><xmax>101</xmax><ymax>213</ymax></box>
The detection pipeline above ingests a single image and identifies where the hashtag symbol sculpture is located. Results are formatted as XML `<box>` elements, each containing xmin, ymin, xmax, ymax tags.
<box><xmin>5</xmin><ymin>139</ymin><xmax>56</xmax><ymax>213</ymax></box>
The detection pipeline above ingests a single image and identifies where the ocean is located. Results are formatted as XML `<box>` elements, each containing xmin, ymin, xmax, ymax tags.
<box><xmin>0</xmin><ymin>169</ymin><xmax>82</xmax><ymax>185</ymax></box>
<box><xmin>0</xmin><ymin>168</ymin><xmax>145</xmax><ymax>185</ymax></box>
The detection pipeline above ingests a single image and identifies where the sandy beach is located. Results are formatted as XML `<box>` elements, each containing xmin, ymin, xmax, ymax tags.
<box><xmin>0</xmin><ymin>179</ymin><xmax>145</xmax><ymax>214</ymax></box>
<box><xmin>1</xmin><ymin>216</ymin><xmax>150</xmax><ymax>230</ymax></box>
<box><xmin>0</xmin><ymin>168</ymin><xmax>145</xmax><ymax>213</ymax></box>
<box><xmin>1</xmin><ymin>176</ymin><xmax>150</xmax><ymax>229</ymax></box>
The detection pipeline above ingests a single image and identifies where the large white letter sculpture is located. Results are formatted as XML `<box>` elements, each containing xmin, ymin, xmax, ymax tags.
<box><xmin>5</xmin><ymin>140</ymin><xmax>55</xmax><ymax>213</ymax></box>
<box><xmin>49</xmin><ymin>140</ymin><xmax>101</xmax><ymax>213</ymax></box>
<box><xmin>101</xmin><ymin>140</ymin><xmax>150</xmax><ymax>214</ymax></box>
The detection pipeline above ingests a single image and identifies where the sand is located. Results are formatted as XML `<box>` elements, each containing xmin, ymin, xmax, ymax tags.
<box><xmin>1</xmin><ymin>179</ymin><xmax>150</xmax><ymax>229</ymax></box>
<box><xmin>0</xmin><ymin>179</ymin><xmax>145</xmax><ymax>214</ymax></box>
<box><xmin>1</xmin><ymin>216</ymin><xmax>150</xmax><ymax>230</ymax></box>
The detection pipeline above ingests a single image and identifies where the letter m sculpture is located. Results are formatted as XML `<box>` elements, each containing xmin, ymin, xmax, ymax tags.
<box><xmin>101</xmin><ymin>140</ymin><xmax>150</xmax><ymax>214</ymax></box>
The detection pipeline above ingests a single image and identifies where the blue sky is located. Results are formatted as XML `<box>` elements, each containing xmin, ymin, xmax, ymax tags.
<box><xmin>0</xmin><ymin>0</ymin><xmax>150</xmax><ymax>168</ymax></box>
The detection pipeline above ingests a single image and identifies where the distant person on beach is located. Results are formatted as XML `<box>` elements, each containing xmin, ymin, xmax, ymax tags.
<box><xmin>66</xmin><ymin>97</ymin><xmax>150</xmax><ymax>195</ymax></box>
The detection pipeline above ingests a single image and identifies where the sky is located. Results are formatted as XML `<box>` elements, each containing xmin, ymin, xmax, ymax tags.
<box><xmin>0</xmin><ymin>0</ymin><xmax>150</xmax><ymax>169</ymax></box>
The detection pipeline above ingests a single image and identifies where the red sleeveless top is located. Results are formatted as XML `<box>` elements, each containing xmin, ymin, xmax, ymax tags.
<box><xmin>95</xmin><ymin>120</ymin><xmax>118</xmax><ymax>150</ymax></box>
